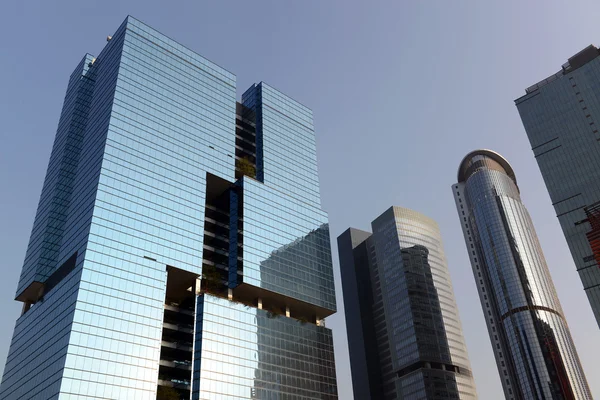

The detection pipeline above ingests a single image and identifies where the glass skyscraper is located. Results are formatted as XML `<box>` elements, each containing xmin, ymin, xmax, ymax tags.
<box><xmin>516</xmin><ymin>45</ymin><xmax>600</xmax><ymax>328</ymax></box>
<box><xmin>453</xmin><ymin>149</ymin><xmax>591</xmax><ymax>399</ymax></box>
<box><xmin>0</xmin><ymin>16</ymin><xmax>337</xmax><ymax>400</ymax></box>
<box><xmin>338</xmin><ymin>206</ymin><xmax>477</xmax><ymax>400</ymax></box>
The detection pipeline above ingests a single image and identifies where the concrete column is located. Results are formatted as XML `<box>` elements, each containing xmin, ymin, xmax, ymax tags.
<box><xmin>195</xmin><ymin>277</ymin><xmax>201</xmax><ymax>295</ymax></box>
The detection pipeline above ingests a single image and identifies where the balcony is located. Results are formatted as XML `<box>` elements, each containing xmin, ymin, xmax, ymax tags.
<box><xmin>164</xmin><ymin>303</ymin><xmax>194</xmax><ymax>316</ymax></box>
<box><xmin>161</xmin><ymin>340</ymin><xmax>193</xmax><ymax>352</ymax></box>
<box><xmin>163</xmin><ymin>322</ymin><xmax>193</xmax><ymax>335</ymax></box>
<box><xmin>157</xmin><ymin>378</ymin><xmax>191</xmax><ymax>391</ymax></box>
<box><xmin>159</xmin><ymin>359</ymin><xmax>192</xmax><ymax>371</ymax></box>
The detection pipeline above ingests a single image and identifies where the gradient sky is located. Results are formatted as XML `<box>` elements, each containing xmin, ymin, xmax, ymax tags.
<box><xmin>1</xmin><ymin>2</ymin><xmax>600</xmax><ymax>399</ymax></box>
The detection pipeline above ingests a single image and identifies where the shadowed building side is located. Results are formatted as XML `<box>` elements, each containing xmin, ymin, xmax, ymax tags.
<box><xmin>516</xmin><ymin>45</ymin><xmax>600</xmax><ymax>328</ymax></box>
<box><xmin>338</xmin><ymin>228</ymin><xmax>384</xmax><ymax>400</ymax></box>
<box><xmin>339</xmin><ymin>206</ymin><xmax>477</xmax><ymax>400</ymax></box>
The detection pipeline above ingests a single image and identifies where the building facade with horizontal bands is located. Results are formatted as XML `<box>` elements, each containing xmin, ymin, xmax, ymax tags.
<box><xmin>0</xmin><ymin>16</ymin><xmax>337</xmax><ymax>400</ymax></box>
<box><xmin>453</xmin><ymin>149</ymin><xmax>591</xmax><ymax>399</ymax></box>
<box><xmin>516</xmin><ymin>44</ymin><xmax>600</xmax><ymax>328</ymax></box>
<box><xmin>338</xmin><ymin>206</ymin><xmax>476</xmax><ymax>400</ymax></box>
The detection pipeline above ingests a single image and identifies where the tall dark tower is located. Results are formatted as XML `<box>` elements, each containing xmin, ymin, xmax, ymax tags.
<box><xmin>516</xmin><ymin>45</ymin><xmax>600</xmax><ymax>328</ymax></box>
<box><xmin>338</xmin><ymin>206</ymin><xmax>477</xmax><ymax>399</ymax></box>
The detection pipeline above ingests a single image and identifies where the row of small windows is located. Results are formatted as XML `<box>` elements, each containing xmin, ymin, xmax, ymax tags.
<box><xmin>456</xmin><ymin>181</ymin><xmax>519</xmax><ymax>391</ymax></box>
<box><xmin>456</xmin><ymin>186</ymin><xmax>513</xmax><ymax>392</ymax></box>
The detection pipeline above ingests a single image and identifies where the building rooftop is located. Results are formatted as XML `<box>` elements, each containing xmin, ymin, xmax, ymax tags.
<box><xmin>457</xmin><ymin>149</ymin><xmax>517</xmax><ymax>188</ymax></box>
<box><xmin>524</xmin><ymin>44</ymin><xmax>599</xmax><ymax>94</ymax></box>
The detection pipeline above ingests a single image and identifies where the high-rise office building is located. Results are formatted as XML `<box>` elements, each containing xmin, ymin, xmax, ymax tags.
<box><xmin>338</xmin><ymin>206</ymin><xmax>476</xmax><ymax>400</ymax></box>
<box><xmin>0</xmin><ymin>16</ymin><xmax>337</xmax><ymax>400</ymax></box>
<box><xmin>453</xmin><ymin>149</ymin><xmax>591</xmax><ymax>399</ymax></box>
<box><xmin>515</xmin><ymin>45</ymin><xmax>600</xmax><ymax>328</ymax></box>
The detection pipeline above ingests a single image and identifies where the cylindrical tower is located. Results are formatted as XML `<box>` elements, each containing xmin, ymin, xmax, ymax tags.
<box><xmin>453</xmin><ymin>149</ymin><xmax>592</xmax><ymax>400</ymax></box>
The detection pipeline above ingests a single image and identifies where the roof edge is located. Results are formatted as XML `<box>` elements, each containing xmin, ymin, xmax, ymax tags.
<box><xmin>457</xmin><ymin>149</ymin><xmax>517</xmax><ymax>187</ymax></box>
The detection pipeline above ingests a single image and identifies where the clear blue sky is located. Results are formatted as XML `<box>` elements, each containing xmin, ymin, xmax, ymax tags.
<box><xmin>1</xmin><ymin>2</ymin><xmax>600</xmax><ymax>399</ymax></box>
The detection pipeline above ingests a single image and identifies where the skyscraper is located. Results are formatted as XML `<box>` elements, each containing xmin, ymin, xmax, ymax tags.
<box><xmin>515</xmin><ymin>45</ymin><xmax>600</xmax><ymax>328</ymax></box>
<box><xmin>338</xmin><ymin>206</ymin><xmax>477</xmax><ymax>400</ymax></box>
<box><xmin>453</xmin><ymin>149</ymin><xmax>591</xmax><ymax>399</ymax></box>
<box><xmin>0</xmin><ymin>16</ymin><xmax>337</xmax><ymax>400</ymax></box>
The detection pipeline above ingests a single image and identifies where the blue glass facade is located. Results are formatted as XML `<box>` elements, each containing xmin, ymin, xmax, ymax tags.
<box><xmin>1</xmin><ymin>16</ymin><xmax>337</xmax><ymax>400</ymax></box>
<box><xmin>242</xmin><ymin>83</ymin><xmax>321</xmax><ymax>206</ymax></box>
<box><xmin>191</xmin><ymin>296</ymin><xmax>336</xmax><ymax>399</ymax></box>
<box><xmin>454</xmin><ymin>150</ymin><xmax>591</xmax><ymax>399</ymax></box>
<box><xmin>16</xmin><ymin>53</ymin><xmax>96</xmax><ymax>298</ymax></box>
<box><xmin>235</xmin><ymin>177</ymin><xmax>335</xmax><ymax>311</ymax></box>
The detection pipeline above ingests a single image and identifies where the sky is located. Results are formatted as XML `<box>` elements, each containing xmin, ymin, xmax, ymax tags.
<box><xmin>1</xmin><ymin>1</ymin><xmax>600</xmax><ymax>399</ymax></box>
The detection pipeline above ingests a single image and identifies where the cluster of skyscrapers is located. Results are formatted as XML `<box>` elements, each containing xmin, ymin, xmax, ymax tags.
<box><xmin>1</xmin><ymin>15</ymin><xmax>600</xmax><ymax>400</ymax></box>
